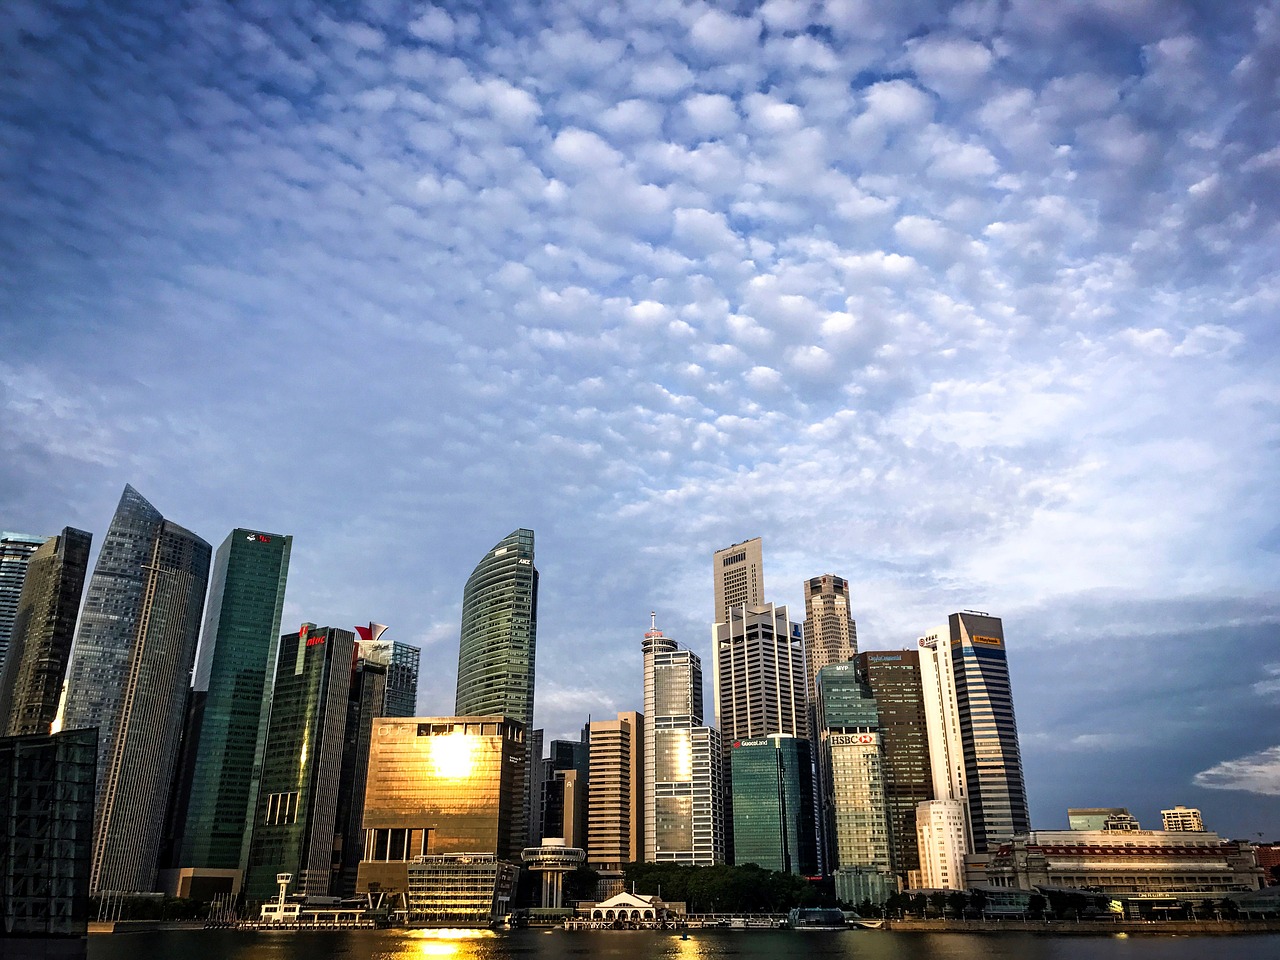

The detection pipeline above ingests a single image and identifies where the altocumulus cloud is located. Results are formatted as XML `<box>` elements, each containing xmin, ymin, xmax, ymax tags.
<box><xmin>1</xmin><ymin>0</ymin><xmax>1279</xmax><ymax>837</ymax></box>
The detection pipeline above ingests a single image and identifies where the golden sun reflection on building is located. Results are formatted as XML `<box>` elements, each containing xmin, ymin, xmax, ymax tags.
<box><xmin>429</xmin><ymin>730</ymin><xmax>477</xmax><ymax>779</ymax></box>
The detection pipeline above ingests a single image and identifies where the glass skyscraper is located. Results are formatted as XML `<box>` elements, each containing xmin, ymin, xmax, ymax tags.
<box><xmin>643</xmin><ymin>619</ymin><xmax>724</xmax><ymax>865</ymax></box>
<box><xmin>0</xmin><ymin>527</ymin><xmax>92</xmax><ymax>737</ymax></box>
<box><xmin>0</xmin><ymin>532</ymin><xmax>49</xmax><ymax>676</ymax></box>
<box><xmin>174</xmin><ymin>529</ymin><xmax>291</xmax><ymax>888</ymax></box>
<box><xmin>355</xmin><ymin>624</ymin><xmax>420</xmax><ymax>717</ymax></box>
<box><xmin>90</xmin><ymin>515</ymin><xmax>211</xmax><ymax>894</ymax></box>
<box><xmin>729</xmin><ymin>734</ymin><xmax>817</xmax><ymax>876</ymax></box>
<box><xmin>62</xmin><ymin>485</ymin><xmax>166</xmax><ymax>783</ymax></box>
<box><xmin>244</xmin><ymin>624</ymin><xmax>357</xmax><ymax>901</ymax></box>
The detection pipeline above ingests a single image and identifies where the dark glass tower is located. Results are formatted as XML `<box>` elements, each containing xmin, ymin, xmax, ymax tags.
<box><xmin>454</xmin><ymin>529</ymin><xmax>538</xmax><ymax>727</ymax></box>
<box><xmin>90</xmin><ymin>518</ymin><xmax>210</xmax><ymax>894</ymax></box>
<box><xmin>729</xmin><ymin>735</ymin><xmax>817</xmax><ymax>876</ymax></box>
<box><xmin>62</xmin><ymin>485</ymin><xmax>165</xmax><ymax>783</ymax></box>
<box><xmin>244</xmin><ymin>624</ymin><xmax>356</xmax><ymax>901</ymax></box>
<box><xmin>336</xmin><ymin>652</ymin><xmax>387</xmax><ymax>897</ymax></box>
<box><xmin>855</xmin><ymin>649</ymin><xmax>932</xmax><ymax>884</ymax></box>
<box><xmin>0</xmin><ymin>527</ymin><xmax>92</xmax><ymax>737</ymax></box>
<box><xmin>175</xmin><ymin>529</ymin><xmax>291</xmax><ymax>883</ymax></box>
<box><xmin>0</xmin><ymin>532</ymin><xmax>49</xmax><ymax>676</ymax></box>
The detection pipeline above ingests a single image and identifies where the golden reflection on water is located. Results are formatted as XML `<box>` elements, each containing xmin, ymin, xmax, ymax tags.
<box><xmin>396</xmin><ymin>928</ymin><xmax>497</xmax><ymax>959</ymax></box>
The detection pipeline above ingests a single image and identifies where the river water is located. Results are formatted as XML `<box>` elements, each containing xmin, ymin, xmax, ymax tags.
<box><xmin>84</xmin><ymin>928</ymin><xmax>1280</xmax><ymax>960</ymax></box>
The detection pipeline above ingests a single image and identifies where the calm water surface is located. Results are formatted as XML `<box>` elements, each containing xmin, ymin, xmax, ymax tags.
<box><xmin>85</xmin><ymin>928</ymin><xmax>1280</xmax><ymax>960</ymax></box>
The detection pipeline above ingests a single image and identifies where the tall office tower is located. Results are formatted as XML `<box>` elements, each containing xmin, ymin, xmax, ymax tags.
<box><xmin>169</xmin><ymin>529</ymin><xmax>290</xmax><ymax>899</ymax></box>
<box><xmin>90</xmin><ymin>518</ymin><xmax>211</xmax><ymax>894</ymax></box>
<box><xmin>62</xmin><ymin>485</ymin><xmax>165</xmax><ymax>783</ymax></box>
<box><xmin>355</xmin><ymin>623</ymin><xmax>420</xmax><ymax>717</ymax></box>
<box><xmin>816</xmin><ymin>662</ymin><xmax>895</xmax><ymax>904</ymax></box>
<box><xmin>713</xmin><ymin>602</ymin><xmax>806</xmax><ymax>862</ymax></box>
<box><xmin>712</xmin><ymin>537</ymin><xmax>763</xmax><ymax>625</ymax></box>
<box><xmin>0</xmin><ymin>532</ymin><xmax>49</xmax><ymax>674</ymax></box>
<box><xmin>542</xmin><ymin>737</ymin><xmax>589</xmax><ymax>848</ymax></box>
<box><xmin>1162</xmin><ymin>805</ymin><xmax>1205</xmax><ymax>832</ymax></box>
<box><xmin>855</xmin><ymin>650</ymin><xmax>932</xmax><ymax>886</ymax></box>
<box><xmin>244</xmin><ymin>624</ymin><xmax>356</xmax><ymax>901</ymax></box>
<box><xmin>643</xmin><ymin>617</ymin><xmax>723</xmax><ymax>864</ymax></box>
<box><xmin>455</xmin><ymin>529</ymin><xmax>537</xmax><ymax>848</ymax></box>
<box><xmin>0</xmin><ymin>528</ymin><xmax>92</xmax><ymax>736</ymax></box>
<box><xmin>730</xmin><ymin>735</ymin><xmax>817</xmax><ymax>875</ymax></box>
<box><xmin>802</xmin><ymin>574</ymin><xmax>858</xmax><ymax>705</ymax></box>
<box><xmin>335</xmin><ymin>652</ymin><xmax>387</xmax><ymax>897</ymax></box>
<box><xmin>587</xmin><ymin>711</ymin><xmax>643</xmax><ymax>870</ymax></box>
<box><xmin>355</xmin><ymin>716</ymin><xmax>527</xmax><ymax>896</ymax></box>
<box><xmin>918</xmin><ymin>612</ymin><xmax>1029</xmax><ymax>855</ymax></box>
<box><xmin>0</xmin><ymin>728</ymin><xmax>97</xmax><ymax>939</ymax></box>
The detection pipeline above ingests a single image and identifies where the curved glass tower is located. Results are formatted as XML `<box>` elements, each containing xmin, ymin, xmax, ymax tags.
<box><xmin>454</xmin><ymin>529</ymin><xmax>538</xmax><ymax>728</ymax></box>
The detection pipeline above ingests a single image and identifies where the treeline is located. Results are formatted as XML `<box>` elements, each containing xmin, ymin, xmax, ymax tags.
<box><xmin>619</xmin><ymin>862</ymin><xmax>835</xmax><ymax>913</ymax></box>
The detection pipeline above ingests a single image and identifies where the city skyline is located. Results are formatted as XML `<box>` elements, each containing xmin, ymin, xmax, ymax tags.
<box><xmin>3</xmin><ymin>0</ymin><xmax>1278</xmax><ymax>844</ymax></box>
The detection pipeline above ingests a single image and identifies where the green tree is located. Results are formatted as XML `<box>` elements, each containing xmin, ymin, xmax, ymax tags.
<box><xmin>947</xmin><ymin>891</ymin><xmax>968</xmax><ymax>917</ymax></box>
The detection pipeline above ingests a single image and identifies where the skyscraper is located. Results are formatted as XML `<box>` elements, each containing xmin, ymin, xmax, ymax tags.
<box><xmin>816</xmin><ymin>662</ymin><xmax>894</xmax><ymax>904</ymax></box>
<box><xmin>712</xmin><ymin>538</ymin><xmax>763</xmax><ymax>625</ymax></box>
<box><xmin>335</xmin><ymin>652</ymin><xmax>387</xmax><ymax>897</ymax></box>
<box><xmin>587</xmin><ymin>711</ymin><xmax>643</xmax><ymax>871</ymax></box>
<box><xmin>244</xmin><ymin>624</ymin><xmax>356</xmax><ymax>900</ymax></box>
<box><xmin>62</xmin><ymin>485</ymin><xmax>165</xmax><ymax>784</ymax></box>
<box><xmin>456</xmin><ymin>529</ymin><xmax>537</xmax><ymax>851</ymax></box>
<box><xmin>541</xmin><ymin>736</ymin><xmax>589</xmax><ymax>848</ymax></box>
<box><xmin>802</xmin><ymin>574</ymin><xmax>858</xmax><ymax>705</ymax></box>
<box><xmin>918</xmin><ymin>612</ymin><xmax>1029</xmax><ymax>857</ymax></box>
<box><xmin>355</xmin><ymin>623</ymin><xmax>420</xmax><ymax>717</ymax></box>
<box><xmin>730</xmin><ymin>735</ymin><xmax>817</xmax><ymax>876</ymax></box>
<box><xmin>856</xmin><ymin>649</ymin><xmax>932</xmax><ymax>886</ymax></box>
<box><xmin>0</xmin><ymin>533</ymin><xmax>49</xmax><ymax>676</ymax></box>
<box><xmin>90</xmin><ymin>517</ymin><xmax>211</xmax><ymax>894</ymax></box>
<box><xmin>642</xmin><ymin>617</ymin><xmax>723</xmax><ymax>865</ymax></box>
<box><xmin>0</xmin><ymin>527</ymin><xmax>92</xmax><ymax>737</ymax></box>
<box><xmin>171</xmin><ymin>529</ymin><xmax>291</xmax><ymax>897</ymax></box>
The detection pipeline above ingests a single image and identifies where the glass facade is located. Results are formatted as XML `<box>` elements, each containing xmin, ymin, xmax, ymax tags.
<box><xmin>0</xmin><ymin>532</ymin><xmax>49</xmax><ymax>677</ymax></box>
<box><xmin>354</xmin><ymin>716</ymin><xmax>526</xmax><ymax>897</ymax></box>
<box><xmin>406</xmin><ymin>854</ymin><xmax>518</xmax><ymax>925</ymax></box>
<box><xmin>817</xmin><ymin>663</ymin><xmax>894</xmax><ymax>899</ymax></box>
<box><xmin>244</xmin><ymin>625</ymin><xmax>356</xmax><ymax>901</ymax></box>
<box><xmin>949</xmin><ymin>612</ymin><xmax>1029</xmax><ymax>852</ymax></box>
<box><xmin>856</xmin><ymin>649</ymin><xmax>932</xmax><ymax>882</ymax></box>
<box><xmin>335</xmin><ymin>654</ymin><xmax>387</xmax><ymax>897</ymax></box>
<box><xmin>177</xmin><ymin>529</ymin><xmax>291</xmax><ymax>875</ymax></box>
<box><xmin>91</xmin><ymin>519</ymin><xmax>211</xmax><ymax>894</ymax></box>
<box><xmin>0</xmin><ymin>527</ymin><xmax>92</xmax><ymax>737</ymax></box>
<box><xmin>62</xmin><ymin>485</ymin><xmax>164</xmax><ymax>785</ymax></box>
<box><xmin>729</xmin><ymin>735</ymin><xmax>816</xmax><ymax>875</ymax></box>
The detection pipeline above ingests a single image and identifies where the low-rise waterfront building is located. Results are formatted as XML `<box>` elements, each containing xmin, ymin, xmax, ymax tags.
<box><xmin>406</xmin><ymin>853</ymin><xmax>518</xmax><ymax>925</ymax></box>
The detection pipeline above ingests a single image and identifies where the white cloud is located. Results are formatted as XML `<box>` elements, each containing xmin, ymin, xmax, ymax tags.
<box><xmin>1194</xmin><ymin>747</ymin><xmax>1280</xmax><ymax>797</ymax></box>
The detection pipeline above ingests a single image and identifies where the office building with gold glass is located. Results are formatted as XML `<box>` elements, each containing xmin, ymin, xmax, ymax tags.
<box><xmin>355</xmin><ymin>716</ymin><xmax>526</xmax><ymax>897</ymax></box>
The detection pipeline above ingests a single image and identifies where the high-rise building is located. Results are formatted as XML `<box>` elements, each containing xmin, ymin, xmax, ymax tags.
<box><xmin>355</xmin><ymin>623</ymin><xmax>419</xmax><ymax>717</ymax></box>
<box><xmin>244</xmin><ymin>624</ymin><xmax>356</xmax><ymax>901</ymax></box>
<box><xmin>542</xmin><ymin>737</ymin><xmax>589</xmax><ymax>848</ymax></box>
<box><xmin>642</xmin><ymin>617</ymin><xmax>723</xmax><ymax>865</ymax></box>
<box><xmin>730</xmin><ymin>735</ymin><xmax>817</xmax><ymax>876</ymax></box>
<box><xmin>918</xmin><ymin>612</ymin><xmax>1029</xmax><ymax>856</ymax></box>
<box><xmin>455</xmin><ymin>529</ymin><xmax>537</xmax><ymax>849</ymax></box>
<box><xmin>856</xmin><ymin>650</ymin><xmax>932</xmax><ymax>886</ymax></box>
<box><xmin>587</xmin><ymin>711</ymin><xmax>642</xmax><ymax>870</ymax></box>
<box><xmin>803</xmin><ymin>575</ymin><xmax>857</xmax><ymax>705</ymax></box>
<box><xmin>168</xmin><ymin>529</ymin><xmax>290</xmax><ymax>899</ymax></box>
<box><xmin>90</xmin><ymin>517</ymin><xmax>211</xmax><ymax>894</ymax></box>
<box><xmin>712</xmin><ymin>538</ymin><xmax>763</xmax><ymax>626</ymax></box>
<box><xmin>0</xmin><ymin>527</ymin><xmax>92</xmax><ymax>737</ymax></box>
<box><xmin>0</xmin><ymin>533</ymin><xmax>49</xmax><ymax>676</ymax></box>
<box><xmin>713</xmin><ymin>601</ymin><xmax>806</xmax><ymax>863</ymax></box>
<box><xmin>0</xmin><ymin>728</ymin><xmax>97</xmax><ymax>939</ymax></box>
<box><xmin>1162</xmin><ymin>805</ymin><xmax>1205</xmax><ymax>832</ymax></box>
<box><xmin>335</xmin><ymin>651</ymin><xmax>387</xmax><ymax>897</ymax></box>
<box><xmin>62</xmin><ymin>485</ymin><xmax>166</xmax><ymax>784</ymax></box>
<box><xmin>816</xmin><ymin>662</ymin><xmax>894</xmax><ymax>903</ymax></box>
<box><xmin>355</xmin><ymin>716</ymin><xmax>527</xmax><ymax>897</ymax></box>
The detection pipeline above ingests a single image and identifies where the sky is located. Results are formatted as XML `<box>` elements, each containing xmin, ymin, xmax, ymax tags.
<box><xmin>2</xmin><ymin>0</ymin><xmax>1278</xmax><ymax>839</ymax></box>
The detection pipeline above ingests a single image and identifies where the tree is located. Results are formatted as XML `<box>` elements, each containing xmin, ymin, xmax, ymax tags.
<box><xmin>969</xmin><ymin>888</ymin><xmax>988</xmax><ymax>918</ymax></box>
<box><xmin>929</xmin><ymin>892</ymin><xmax>948</xmax><ymax>917</ymax></box>
<box><xmin>564</xmin><ymin>866</ymin><xmax>599</xmax><ymax>903</ymax></box>
<box><xmin>947</xmin><ymin>891</ymin><xmax>968</xmax><ymax>918</ymax></box>
<box><xmin>1028</xmin><ymin>894</ymin><xmax>1047</xmax><ymax>918</ymax></box>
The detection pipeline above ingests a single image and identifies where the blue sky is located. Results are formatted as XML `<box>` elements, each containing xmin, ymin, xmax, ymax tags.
<box><xmin>2</xmin><ymin>0</ymin><xmax>1278</xmax><ymax>838</ymax></box>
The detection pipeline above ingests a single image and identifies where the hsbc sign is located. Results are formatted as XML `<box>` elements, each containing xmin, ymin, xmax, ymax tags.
<box><xmin>831</xmin><ymin>733</ymin><xmax>876</xmax><ymax>746</ymax></box>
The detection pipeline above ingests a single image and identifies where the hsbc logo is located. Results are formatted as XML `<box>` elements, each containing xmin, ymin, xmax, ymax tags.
<box><xmin>831</xmin><ymin>734</ymin><xmax>876</xmax><ymax>746</ymax></box>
